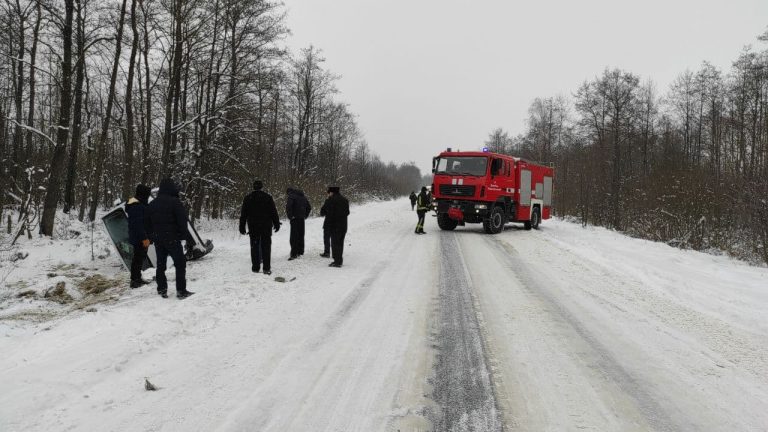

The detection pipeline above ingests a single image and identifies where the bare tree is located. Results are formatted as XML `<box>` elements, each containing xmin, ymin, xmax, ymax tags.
<box><xmin>39</xmin><ymin>0</ymin><xmax>74</xmax><ymax>236</ymax></box>
<box><xmin>87</xmin><ymin>0</ymin><xmax>129</xmax><ymax>222</ymax></box>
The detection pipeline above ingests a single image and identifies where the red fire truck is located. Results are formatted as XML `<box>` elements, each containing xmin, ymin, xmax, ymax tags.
<box><xmin>431</xmin><ymin>149</ymin><xmax>554</xmax><ymax>233</ymax></box>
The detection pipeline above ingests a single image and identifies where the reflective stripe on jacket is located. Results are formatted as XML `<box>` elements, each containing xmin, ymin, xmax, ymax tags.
<box><xmin>417</xmin><ymin>192</ymin><xmax>430</xmax><ymax>211</ymax></box>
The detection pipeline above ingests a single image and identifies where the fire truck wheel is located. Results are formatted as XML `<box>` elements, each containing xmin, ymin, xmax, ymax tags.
<box><xmin>486</xmin><ymin>206</ymin><xmax>505</xmax><ymax>234</ymax></box>
<box><xmin>531</xmin><ymin>207</ymin><xmax>541</xmax><ymax>230</ymax></box>
<box><xmin>437</xmin><ymin>213</ymin><xmax>458</xmax><ymax>231</ymax></box>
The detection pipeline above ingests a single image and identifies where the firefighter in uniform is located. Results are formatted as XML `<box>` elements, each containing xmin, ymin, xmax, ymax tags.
<box><xmin>415</xmin><ymin>186</ymin><xmax>430</xmax><ymax>234</ymax></box>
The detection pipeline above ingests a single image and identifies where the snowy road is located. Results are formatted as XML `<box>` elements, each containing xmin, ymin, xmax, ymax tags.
<box><xmin>2</xmin><ymin>199</ymin><xmax>768</xmax><ymax>431</ymax></box>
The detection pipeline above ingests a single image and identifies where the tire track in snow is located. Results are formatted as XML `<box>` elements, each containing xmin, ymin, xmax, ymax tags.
<box><xmin>215</xmin><ymin>229</ymin><xmax>415</xmax><ymax>431</ymax></box>
<box><xmin>300</xmin><ymin>228</ymin><xmax>414</xmax><ymax>354</ymax></box>
<box><xmin>429</xmin><ymin>232</ymin><xmax>504</xmax><ymax>431</ymax></box>
<box><xmin>485</xmin><ymin>235</ymin><xmax>680</xmax><ymax>432</ymax></box>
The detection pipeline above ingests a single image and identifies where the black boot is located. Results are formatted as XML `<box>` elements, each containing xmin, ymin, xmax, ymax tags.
<box><xmin>177</xmin><ymin>291</ymin><xmax>195</xmax><ymax>299</ymax></box>
<box><xmin>132</xmin><ymin>279</ymin><xmax>151</xmax><ymax>287</ymax></box>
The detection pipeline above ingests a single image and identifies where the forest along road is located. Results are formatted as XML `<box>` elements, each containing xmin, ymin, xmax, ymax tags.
<box><xmin>2</xmin><ymin>200</ymin><xmax>768</xmax><ymax>432</ymax></box>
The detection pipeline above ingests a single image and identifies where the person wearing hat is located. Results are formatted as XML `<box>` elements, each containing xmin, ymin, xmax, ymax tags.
<box><xmin>240</xmin><ymin>180</ymin><xmax>281</xmax><ymax>275</ymax></box>
<box><xmin>126</xmin><ymin>184</ymin><xmax>152</xmax><ymax>288</ymax></box>
<box><xmin>323</xmin><ymin>186</ymin><xmax>350</xmax><ymax>267</ymax></box>
<box><xmin>146</xmin><ymin>178</ymin><xmax>195</xmax><ymax>299</ymax></box>
<box><xmin>415</xmin><ymin>186</ymin><xmax>430</xmax><ymax>234</ymax></box>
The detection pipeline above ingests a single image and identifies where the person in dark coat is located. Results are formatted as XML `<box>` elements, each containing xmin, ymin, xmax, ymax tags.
<box><xmin>319</xmin><ymin>194</ymin><xmax>331</xmax><ymax>258</ymax></box>
<box><xmin>126</xmin><ymin>184</ymin><xmax>151</xmax><ymax>288</ymax></box>
<box><xmin>415</xmin><ymin>186</ymin><xmax>430</xmax><ymax>235</ymax></box>
<box><xmin>286</xmin><ymin>187</ymin><xmax>312</xmax><ymax>260</ymax></box>
<box><xmin>409</xmin><ymin>191</ymin><xmax>417</xmax><ymax>211</ymax></box>
<box><xmin>323</xmin><ymin>186</ymin><xmax>349</xmax><ymax>267</ymax></box>
<box><xmin>146</xmin><ymin>178</ymin><xmax>194</xmax><ymax>299</ymax></box>
<box><xmin>240</xmin><ymin>180</ymin><xmax>281</xmax><ymax>275</ymax></box>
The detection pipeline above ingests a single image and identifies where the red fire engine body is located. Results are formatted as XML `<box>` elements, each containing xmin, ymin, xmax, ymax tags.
<box><xmin>431</xmin><ymin>149</ymin><xmax>554</xmax><ymax>233</ymax></box>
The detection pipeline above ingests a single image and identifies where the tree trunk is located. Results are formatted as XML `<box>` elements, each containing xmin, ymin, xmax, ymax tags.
<box><xmin>0</xmin><ymin>95</ymin><xmax>6</xmax><ymax>221</ymax></box>
<box><xmin>25</xmin><ymin>1</ymin><xmax>41</xmax><ymax>161</ymax></box>
<box><xmin>40</xmin><ymin>0</ymin><xmax>75</xmax><ymax>236</ymax></box>
<box><xmin>88</xmin><ymin>0</ymin><xmax>128</xmax><ymax>221</ymax></box>
<box><xmin>122</xmin><ymin>0</ymin><xmax>139</xmax><ymax>198</ymax></box>
<box><xmin>161</xmin><ymin>0</ymin><xmax>184</xmax><ymax>178</ymax></box>
<box><xmin>64</xmin><ymin>0</ymin><xmax>85</xmax><ymax>213</ymax></box>
<box><xmin>139</xmin><ymin>0</ymin><xmax>151</xmax><ymax>184</ymax></box>
<box><xmin>12</xmin><ymin>6</ymin><xmax>25</xmax><ymax>181</ymax></box>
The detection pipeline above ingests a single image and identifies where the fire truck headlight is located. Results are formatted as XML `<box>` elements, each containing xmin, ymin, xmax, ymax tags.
<box><xmin>475</xmin><ymin>204</ymin><xmax>488</xmax><ymax>210</ymax></box>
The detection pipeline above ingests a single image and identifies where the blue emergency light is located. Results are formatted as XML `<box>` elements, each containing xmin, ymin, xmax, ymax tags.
<box><xmin>482</xmin><ymin>147</ymin><xmax>489</xmax><ymax>152</ymax></box>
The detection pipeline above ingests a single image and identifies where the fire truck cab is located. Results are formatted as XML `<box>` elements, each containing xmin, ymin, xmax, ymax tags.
<box><xmin>431</xmin><ymin>149</ymin><xmax>554</xmax><ymax>234</ymax></box>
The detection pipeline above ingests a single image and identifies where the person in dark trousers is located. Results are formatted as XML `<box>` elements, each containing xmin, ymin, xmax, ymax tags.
<box><xmin>409</xmin><ymin>191</ymin><xmax>417</xmax><ymax>210</ymax></box>
<box><xmin>319</xmin><ymin>193</ymin><xmax>332</xmax><ymax>258</ymax></box>
<box><xmin>323</xmin><ymin>186</ymin><xmax>350</xmax><ymax>267</ymax></box>
<box><xmin>286</xmin><ymin>187</ymin><xmax>311</xmax><ymax>260</ymax></box>
<box><xmin>146</xmin><ymin>178</ymin><xmax>194</xmax><ymax>299</ymax></box>
<box><xmin>126</xmin><ymin>184</ymin><xmax>151</xmax><ymax>288</ymax></box>
<box><xmin>240</xmin><ymin>180</ymin><xmax>281</xmax><ymax>275</ymax></box>
<box><xmin>415</xmin><ymin>186</ymin><xmax>430</xmax><ymax>234</ymax></box>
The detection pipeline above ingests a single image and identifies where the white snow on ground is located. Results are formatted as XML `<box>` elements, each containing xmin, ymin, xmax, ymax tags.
<box><xmin>1</xmin><ymin>200</ymin><xmax>437</xmax><ymax>432</ymax></box>
<box><xmin>1</xmin><ymin>200</ymin><xmax>767</xmax><ymax>431</ymax></box>
<box><xmin>459</xmin><ymin>220</ymin><xmax>768</xmax><ymax>431</ymax></box>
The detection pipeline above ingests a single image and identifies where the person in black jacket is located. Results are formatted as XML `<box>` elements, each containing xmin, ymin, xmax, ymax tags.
<box><xmin>126</xmin><ymin>184</ymin><xmax>151</xmax><ymax>288</ymax></box>
<box><xmin>409</xmin><ymin>191</ymin><xmax>417</xmax><ymax>211</ymax></box>
<box><xmin>146</xmin><ymin>178</ymin><xmax>194</xmax><ymax>299</ymax></box>
<box><xmin>323</xmin><ymin>186</ymin><xmax>350</xmax><ymax>267</ymax></box>
<box><xmin>286</xmin><ymin>187</ymin><xmax>311</xmax><ymax>260</ymax></box>
<box><xmin>240</xmin><ymin>180</ymin><xmax>281</xmax><ymax>275</ymax></box>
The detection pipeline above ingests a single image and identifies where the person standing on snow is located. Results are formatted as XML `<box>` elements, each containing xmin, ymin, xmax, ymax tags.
<box><xmin>415</xmin><ymin>186</ymin><xmax>430</xmax><ymax>235</ymax></box>
<box><xmin>323</xmin><ymin>186</ymin><xmax>349</xmax><ymax>267</ymax></box>
<box><xmin>286</xmin><ymin>187</ymin><xmax>312</xmax><ymax>260</ymax></box>
<box><xmin>409</xmin><ymin>191</ymin><xmax>417</xmax><ymax>211</ymax></box>
<box><xmin>126</xmin><ymin>184</ymin><xmax>151</xmax><ymax>288</ymax></box>
<box><xmin>319</xmin><ymin>193</ymin><xmax>332</xmax><ymax>258</ymax></box>
<box><xmin>240</xmin><ymin>180</ymin><xmax>281</xmax><ymax>275</ymax></box>
<box><xmin>146</xmin><ymin>178</ymin><xmax>195</xmax><ymax>299</ymax></box>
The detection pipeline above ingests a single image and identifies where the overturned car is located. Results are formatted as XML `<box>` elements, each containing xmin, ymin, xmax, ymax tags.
<box><xmin>102</xmin><ymin>189</ymin><xmax>214</xmax><ymax>270</ymax></box>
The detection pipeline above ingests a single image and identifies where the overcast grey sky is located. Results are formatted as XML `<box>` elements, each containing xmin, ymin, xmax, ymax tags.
<box><xmin>284</xmin><ymin>0</ymin><xmax>768</xmax><ymax>173</ymax></box>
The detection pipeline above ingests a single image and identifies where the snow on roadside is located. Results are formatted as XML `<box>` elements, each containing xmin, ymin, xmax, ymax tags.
<box><xmin>540</xmin><ymin>218</ymin><xmax>768</xmax><ymax>335</ymax></box>
<box><xmin>0</xmin><ymin>199</ymin><xmax>426</xmax><ymax>432</ymax></box>
<box><xmin>0</xmin><ymin>214</ymin><xmax>127</xmax><ymax>325</ymax></box>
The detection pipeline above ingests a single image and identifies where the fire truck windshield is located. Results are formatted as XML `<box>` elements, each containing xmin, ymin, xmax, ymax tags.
<box><xmin>435</xmin><ymin>156</ymin><xmax>488</xmax><ymax>177</ymax></box>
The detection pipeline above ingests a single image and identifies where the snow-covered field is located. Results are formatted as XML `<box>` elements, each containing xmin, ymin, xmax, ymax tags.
<box><xmin>1</xmin><ymin>199</ymin><xmax>767</xmax><ymax>431</ymax></box>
